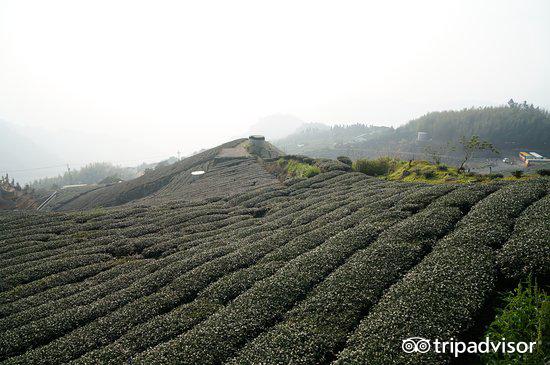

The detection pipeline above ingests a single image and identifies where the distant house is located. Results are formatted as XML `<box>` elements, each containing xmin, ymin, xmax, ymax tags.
<box><xmin>519</xmin><ymin>151</ymin><xmax>550</xmax><ymax>166</ymax></box>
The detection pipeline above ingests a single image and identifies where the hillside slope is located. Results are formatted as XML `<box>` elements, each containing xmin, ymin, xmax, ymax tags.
<box><xmin>0</xmin><ymin>171</ymin><xmax>547</xmax><ymax>364</ymax></box>
<box><xmin>43</xmin><ymin>139</ymin><xmax>281</xmax><ymax>211</ymax></box>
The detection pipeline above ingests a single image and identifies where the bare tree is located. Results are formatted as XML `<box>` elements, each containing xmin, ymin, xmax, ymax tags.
<box><xmin>457</xmin><ymin>135</ymin><xmax>499</xmax><ymax>171</ymax></box>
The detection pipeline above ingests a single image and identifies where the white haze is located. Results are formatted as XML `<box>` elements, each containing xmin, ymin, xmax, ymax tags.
<box><xmin>1</xmin><ymin>0</ymin><xmax>549</xmax><ymax>179</ymax></box>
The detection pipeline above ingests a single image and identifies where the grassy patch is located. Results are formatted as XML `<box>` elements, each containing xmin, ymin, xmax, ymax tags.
<box><xmin>482</xmin><ymin>277</ymin><xmax>549</xmax><ymax>365</ymax></box>
<box><xmin>352</xmin><ymin>158</ymin><xmax>543</xmax><ymax>183</ymax></box>
<box><xmin>277</xmin><ymin>159</ymin><xmax>321</xmax><ymax>178</ymax></box>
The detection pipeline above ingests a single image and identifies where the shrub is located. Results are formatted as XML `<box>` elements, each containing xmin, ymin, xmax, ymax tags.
<box><xmin>436</xmin><ymin>164</ymin><xmax>448</xmax><ymax>171</ymax></box>
<box><xmin>536</xmin><ymin>169</ymin><xmax>550</xmax><ymax>176</ymax></box>
<box><xmin>497</xmin><ymin>193</ymin><xmax>550</xmax><ymax>280</ymax></box>
<box><xmin>487</xmin><ymin>173</ymin><xmax>504</xmax><ymax>179</ymax></box>
<box><xmin>337</xmin><ymin>156</ymin><xmax>353</xmax><ymax>166</ymax></box>
<box><xmin>482</xmin><ymin>277</ymin><xmax>549</xmax><ymax>365</ymax></box>
<box><xmin>458</xmin><ymin>179</ymin><xmax>546</xmax><ymax>232</ymax></box>
<box><xmin>422</xmin><ymin>170</ymin><xmax>436</xmax><ymax>179</ymax></box>
<box><xmin>353</xmin><ymin>157</ymin><xmax>396</xmax><ymax>176</ymax></box>
<box><xmin>511</xmin><ymin>170</ymin><xmax>524</xmax><ymax>178</ymax></box>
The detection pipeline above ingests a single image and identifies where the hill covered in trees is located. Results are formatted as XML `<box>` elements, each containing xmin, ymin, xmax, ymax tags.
<box><xmin>394</xmin><ymin>100</ymin><xmax>550</xmax><ymax>152</ymax></box>
<box><xmin>30</xmin><ymin>163</ymin><xmax>140</xmax><ymax>191</ymax></box>
<box><xmin>275</xmin><ymin>101</ymin><xmax>550</xmax><ymax>161</ymax></box>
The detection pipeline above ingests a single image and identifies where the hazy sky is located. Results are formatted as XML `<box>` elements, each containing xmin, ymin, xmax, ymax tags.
<box><xmin>1</xmin><ymin>0</ymin><xmax>549</xmax><ymax>163</ymax></box>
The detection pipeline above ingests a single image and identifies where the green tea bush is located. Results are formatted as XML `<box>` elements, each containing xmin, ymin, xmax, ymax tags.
<box><xmin>422</xmin><ymin>170</ymin><xmax>436</xmax><ymax>179</ymax></box>
<box><xmin>231</xmin><ymin>204</ymin><xmax>471</xmax><ymax>364</ymax></box>
<box><xmin>512</xmin><ymin>170</ymin><xmax>524</xmax><ymax>178</ymax></box>
<box><xmin>315</xmin><ymin>158</ymin><xmax>352</xmax><ymax>172</ymax></box>
<box><xmin>134</xmin><ymin>217</ymin><xmax>407</xmax><ymax>365</ymax></box>
<box><xmin>72</xmin><ymin>262</ymin><xmax>286</xmax><ymax>365</ymax></box>
<box><xmin>458</xmin><ymin>179</ymin><xmax>546</xmax><ymax>232</ymax></box>
<box><xmin>0</xmin><ymin>254</ymin><xmax>112</xmax><ymax>292</ymax></box>
<box><xmin>0</xmin><ymin>169</ymin><xmax>547</xmax><ymax>365</ymax></box>
<box><xmin>497</xmin><ymin>193</ymin><xmax>550</xmax><ymax>280</ymax></box>
<box><xmin>335</xmin><ymin>235</ymin><xmax>496</xmax><ymax>365</ymax></box>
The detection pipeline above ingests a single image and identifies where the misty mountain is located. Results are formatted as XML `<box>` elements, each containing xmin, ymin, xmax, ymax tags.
<box><xmin>0</xmin><ymin>120</ymin><xmax>65</xmax><ymax>184</ymax></box>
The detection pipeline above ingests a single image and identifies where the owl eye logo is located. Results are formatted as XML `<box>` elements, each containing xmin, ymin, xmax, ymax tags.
<box><xmin>402</xmin><ymin>337</ymin><xmax>431</xmax><ymax>353</ymax></box>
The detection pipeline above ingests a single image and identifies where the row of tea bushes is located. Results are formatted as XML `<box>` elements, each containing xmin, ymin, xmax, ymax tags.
<box><xmin>1</xmin><ymin>191</ymin><xmax>364</xmax><ymax>363</ymax></box>
<box><xmin>335</xmin><ymin>230</ymin><xmax>496</xmax><ymax>365</ymax></box>
<box><xmin>458</xmin><ymin>179</ymin><xmax>547</xmax><ymax>230</ymax></box>
<box><xmin>133</xmin><ymin>211</ymin><xmax>416</xmax><ymax>364</ymax></box>
<box><xmin>333</xmin><ymin>180</ymin><xmax>549</xmax><ymax>364</ymax></box>
<box><xmin>0</xmin><ymin>259</ymin><xmax>156</xmax><ymax>330</ymax></box>
<box><xmin>0</xmin><ymin>261</ymin><xmax>116</xmax><ymax>305</ymax></box>
<box><xmin>72</xmin><ymin>263</ymin><xmax>288</xmax><ymax>364</ymax></box>
<box><xmin>0</xmin><ymin>253</ymin><xmax>112</xmax><ymax>292</ymax></box>
<box><xmin>497</xmin><ymin>192</ymin><xmax>550</xmax><ymax>280</ymax></box>
<box><xmin>230</xmin><ymin>184</ymin><xmax>494</xmax><ymax>364</ymax></box>
<box><xmin>0</xmin><ymin>259</ymin><xmax>143</xmax><ymax>317</ymax></box>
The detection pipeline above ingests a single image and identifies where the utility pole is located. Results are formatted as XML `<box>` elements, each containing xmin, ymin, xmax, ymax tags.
<box><xmin>177</xmin><ymin>150</ymin><xmax>181</xmax><ymax>161</ymax></box>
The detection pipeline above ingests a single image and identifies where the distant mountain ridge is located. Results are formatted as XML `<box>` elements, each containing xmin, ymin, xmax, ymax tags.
<box><xmin>275</xmin><ymin>102</ymin><xmax>550</xmax><ymax>159</ymax></box>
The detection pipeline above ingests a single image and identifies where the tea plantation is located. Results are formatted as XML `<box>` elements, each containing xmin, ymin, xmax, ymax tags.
<box><xmin>0</xmin><ymin>149</ymin><xmax>548</xmax><ymax>364</ymax></box>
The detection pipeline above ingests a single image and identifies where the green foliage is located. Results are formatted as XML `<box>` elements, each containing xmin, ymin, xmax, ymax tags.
<box><xmin>276</xmin><ymin>102</ymin><xmax>550</xmax><ymax>158</ymax></box>
<box><xmin>353</xmin><ymin>157</ymin><xmax>397</xmax><ymax>176</ymax></box>
<box><xmin>280</xmin><ymin>159</ymin><xmax>321</xmax><ymax>178</ymax></box>
<box><xmin>31</xmin><ymin>163</ymin><xmax>138</xmax><ymax>190</ymax></box>
<box><xmin>497</xmin><ymin>193</ymin><xmax>550</xmax><ymax>280</ymax></box>
<box><xmin>422</xmin><ymin>170</ymin><xmax>436</xmax><ymax>179</ymax></box>
<box><xmin>482</xmin><ymin>277</ymin><xmax>549</xmax><ymax>365</ymax></box>
<box><xmin>0</xmin><ymin>171</ymin><xmax>548</xmax><ymax>365</ymax></box>
<box><xmin>397</xmin><ymin>102</ymin><xmax>550</xmax><ymax>154</ymax></box>
<box><xmin>512</xmin><ymin>170</ymin><xmax>524</xmax><ymax>179</ymax></box>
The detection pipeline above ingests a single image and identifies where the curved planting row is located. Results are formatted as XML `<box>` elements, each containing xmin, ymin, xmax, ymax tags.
<box><xmin>229</xmin><ymin>184</ymin><xmax>497</xmax><ymax>364</ymax></box>
<box><xmin>0</xmin><ymin>183</ymin><xmax>374</xmax><ymax>363</ymax></box>
<box><xmin>129</xmin><ymin>183</ymin><xmax>444</xmax><ymax>363</ymax></box>
<box><xmin>131</xmin><ymin>194</ymin><xmax>435</xmax><ymax>364</ymax></box>
<box><xmin>497</xmin><ymin>191</ymin><xmax>550</xmax><ymax>280</ymax></box>
<box><xmin>333</xmin><ymin>179</ymin><xmax>547</xmax><ymax>365</ymax></box>
<box><xmin>1</xmin><ymin>171</ymin><xmax>546</xmax><ymax>365</ymax></box>
<box><xmin>0</xmin><ymin>260</ymin><xmax>143</xmax><ymax>318</ymax></box>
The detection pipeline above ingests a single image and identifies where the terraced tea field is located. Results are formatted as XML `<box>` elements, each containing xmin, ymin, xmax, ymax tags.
<box><xmin>1</xmin><ymin>164</ymin><xmax>548</xmax><ymax>364</ymax></box>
